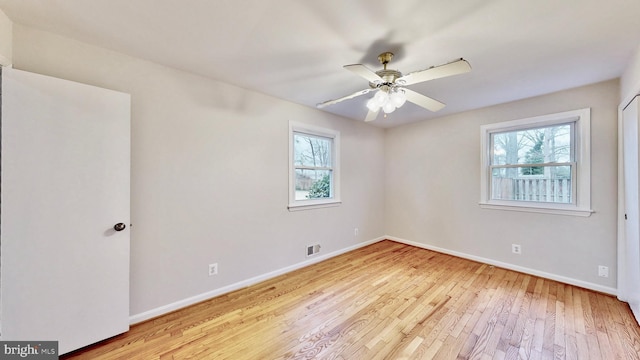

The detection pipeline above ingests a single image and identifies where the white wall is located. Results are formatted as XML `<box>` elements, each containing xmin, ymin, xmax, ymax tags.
<box><xmin>0</xmin><ymin>9</ymin><xmax>11</xmax><ymax>65</ymax></box>
<box><xmin>621</xmin><ymin>44</ymin><xmax>640</xmax><ymax>102</ymax></box>
<box><xmin>385</xmin><ymin>80</ymin><xmax>619</xmax><ymax>291</ymax></box>
<box><xmin>10</xmin><ymin>25</ymin><xmax>386</xmax><ymax>318</ymax></box>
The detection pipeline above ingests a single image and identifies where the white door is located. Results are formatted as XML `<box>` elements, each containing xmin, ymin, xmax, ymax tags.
<box><xmin>0</xmin><ymin>68</ymin><xmax>130</xmax><ymax>354</ymax></box>
<box><xmin>623</xmin><ymin>95</ymin><xmax>640</xmax><ymax>315</ymax></box>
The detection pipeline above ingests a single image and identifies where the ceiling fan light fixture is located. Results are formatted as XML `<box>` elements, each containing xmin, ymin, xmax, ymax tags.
<box><xmin>369</xmin><ymin>87</ymin><xmax>405</xmax><ymax>114</ymax></box>
<box><xmin>317</xmin><ymin>52</ymin><xmax>471</xmax><ymax>122</ymax></box>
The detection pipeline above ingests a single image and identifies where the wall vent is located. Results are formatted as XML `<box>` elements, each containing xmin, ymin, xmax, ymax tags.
<box><xmin>306</xmin><ymin>244</ymin><xmax>321</xmax><ymax>257</ymax></box>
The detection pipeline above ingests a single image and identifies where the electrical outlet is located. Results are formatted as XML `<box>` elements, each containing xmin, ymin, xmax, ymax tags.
<box><xmin>208</xmin><ymin>263</ymin><xmax>218</xmax><ymax>276</ymax></box>
<box><xmin>598</xmin><ymin>265</ymin><xmax>609</xmax><ymax>278</ymax></box>
<box><xmin>354</xmin><ymin>228</ymin><xmax>359</xmax><ymax>236</ymax></box>
<box><xmin>512</xmin><ymin>244</ymin><xmax>522</xmax><ymax>255</ymax></box>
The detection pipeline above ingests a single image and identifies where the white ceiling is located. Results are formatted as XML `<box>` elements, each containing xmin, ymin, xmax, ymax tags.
<box><xmin>1</xmin><ymin>0</ymin><xmax>639</xmax><ymax>128</ymax></box>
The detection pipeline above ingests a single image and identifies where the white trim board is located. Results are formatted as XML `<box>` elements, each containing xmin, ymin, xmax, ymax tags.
<box><xmin>386</xmin><ymin>236</ymin><xmax>617</xmax><ymax>296</ymax></box>
<box><xmin>617</xmin><ymin>78</ymin><xmax>640</xmax><ymax>325</ymax></box>
<box><xmin>129</xmin><ymin>236</ymin><xmax>385</xmax><ymax>324</ymax></box>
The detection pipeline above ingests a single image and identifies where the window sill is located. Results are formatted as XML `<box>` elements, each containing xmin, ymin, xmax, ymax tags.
<box><xmin>479</xmin><ymin>202</ymin><xmax>593</xmax><ymax>217</ymax></box>
<box><xmin>288</xmin><ymin>200</ymin><xmax>342</xmax><ymax>211</ymax></box>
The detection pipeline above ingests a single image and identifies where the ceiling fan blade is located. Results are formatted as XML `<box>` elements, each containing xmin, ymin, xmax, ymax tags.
<box><xmin>403</xmin><ymin>88</ymin><xmax>446</xmax><ymax>112</ymax></box>
<box><xmin>364</xmin><ymin>109</ymin><xmax>380</xmax><ymax>122</ymax></box>
<box><xmin>344</xmin><ymin>64</ymin><xmax>383</xmax><ymax>83</ymax></box>
<box><xmin>397</xmin><ymin>58</ymin><xmax>471</xmax><ymax>86</ymax></box>
<box><xmin>316</xmin><ymin>88</ymin><xmax>374</xmax><ymax>108</ymax></box>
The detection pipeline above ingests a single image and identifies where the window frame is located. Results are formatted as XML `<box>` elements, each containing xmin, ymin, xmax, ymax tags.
<box><xmin>479</xmin><ymin>108</ymin><xmax>593</xmax><ymax>217</ymax></box>
<box><xmin>288</xmin><ymin>122</ymin><xmax>341</xmax><ymax>211</ymax></box>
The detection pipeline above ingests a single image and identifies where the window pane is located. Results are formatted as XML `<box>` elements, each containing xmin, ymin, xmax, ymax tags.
<box><xmin>491</xmin><ymin>165</ymin><xmax>572</xmax><ymax>203</ymax></box>
<box><xmin>492</xmin><ymin>123</ymin><xmax>572</xmax><ymax>165</ymax></box>
<box><xmin>294</xmin><ymin>133</ymin><xmax>332</xmax><ymax>167</ymax></box>
<box><xmin>295</xmin><ymin>169</ymin><xmax>332</xmax><ymax>200</ymax></box>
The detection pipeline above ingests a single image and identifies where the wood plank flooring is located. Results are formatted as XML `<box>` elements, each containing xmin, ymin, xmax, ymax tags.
<box><xmin>62</xmin><ymin>240</ymin><xmax>640</xmax><ymax>359</ymax></box>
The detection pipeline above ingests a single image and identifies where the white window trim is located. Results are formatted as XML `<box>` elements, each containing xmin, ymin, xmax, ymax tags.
<box><xmin>479</xmin><ymin>108</ymin><xmax>593</xmax><ymax>217</ymax></box>
<box><xmin>288</xmin><ymin>121</ymin><xmax>341</xmax><ymax>211</ymax></box>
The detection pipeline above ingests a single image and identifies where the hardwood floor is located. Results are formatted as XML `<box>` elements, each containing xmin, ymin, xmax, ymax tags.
<box><xmin>62</xmin><ymin>240</ymin><xmax>640</xmax><ymax>359</ymax></box>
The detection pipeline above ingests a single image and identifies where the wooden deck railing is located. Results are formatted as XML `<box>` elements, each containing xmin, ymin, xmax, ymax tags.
<box><xmin>492</xmin><ymin>177</ymin><xmax>572</xmax><ymax>203</ymax></box>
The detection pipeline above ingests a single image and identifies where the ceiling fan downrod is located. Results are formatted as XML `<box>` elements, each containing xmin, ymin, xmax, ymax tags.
<box><xmin>378</xmin><ymin>52</ymin><xmax>394</xmax><ymax>70</ymax></box>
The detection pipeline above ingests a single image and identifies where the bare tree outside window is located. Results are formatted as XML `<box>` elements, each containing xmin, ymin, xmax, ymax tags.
<box><xmin>491</xmin><ymin>123</ymin><xmax>573</xmax><ymax>203</ymax></box>
<box><xmin>293</xmin><ymin>133</ymin><xmax>333</xmax><ymax>200</ymax></box>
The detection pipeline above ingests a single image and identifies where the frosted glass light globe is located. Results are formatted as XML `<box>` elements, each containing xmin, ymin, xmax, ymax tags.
<box><xmin>390</xmin><ymin>89</ymin><xmax>407</xmax><ymax>108</ymax></box>
<box><xmin>366</xmin><ymin>98</ymin><xmax>381</xmax><ymax>112</ymax></box>
<box><xmin>373</xmin><ymin>90</ymin><xmax>389</xmax><ymax>106</ymax></box>
<box><xmin>382</xmin><ymin>101</ymin><xmax>396</xmax><ymax>114</ymax></box>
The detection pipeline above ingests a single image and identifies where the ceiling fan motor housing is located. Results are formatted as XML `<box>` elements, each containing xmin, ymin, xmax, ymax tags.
<box><xmin>369</xmin><ymin>51</ymin><xmax>402</xmax><ymax>90</ymax></box>
<box><xmin>370</xmin><ymin>69</ymin><xmax>402</xmax><ymax>89</ymax></box>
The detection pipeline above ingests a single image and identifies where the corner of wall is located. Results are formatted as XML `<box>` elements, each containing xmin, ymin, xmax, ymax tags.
<box><xmin>621</xmin><ymin>44</ymin><xmax>640</xmax><ymax>104</ymax></box>
<box><xmin>0</xmin><ymin>9</ymin><xmax>12</xmax><ymax>66</ymax></box>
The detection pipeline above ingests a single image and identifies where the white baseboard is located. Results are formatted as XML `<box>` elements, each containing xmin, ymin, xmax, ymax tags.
<box><xmin>129</xmin><ymin>236</ymin><xmax>386</xmax><ymax>324</ymax></box>
<box><xmin>385</xmin><ymin>236</ymin><xmax>618</xmax><ymax>296</ymax></box>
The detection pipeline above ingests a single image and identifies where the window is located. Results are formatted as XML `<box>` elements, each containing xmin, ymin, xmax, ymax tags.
<box><xmin>288</xmin><ymin>122</ymin><xmax>340</xmax><ymax>210</ymax></box>
<box><xmin>480</xmin><ymin>108</ymin><xmax>592</xmax><ymax>216</ymax></box>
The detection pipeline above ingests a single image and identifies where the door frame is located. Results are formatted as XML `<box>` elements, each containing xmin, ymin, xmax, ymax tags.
<box><xmin>618</xmin><ymin>87</ymin><xmax>640</xmax><ymax>324</ymax></box>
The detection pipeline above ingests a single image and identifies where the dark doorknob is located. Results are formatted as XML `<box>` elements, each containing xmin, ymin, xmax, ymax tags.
<box><xmin>114</xmin><ymin>223</ymin><xmax>126</xmax><ymax>231</ymax></box>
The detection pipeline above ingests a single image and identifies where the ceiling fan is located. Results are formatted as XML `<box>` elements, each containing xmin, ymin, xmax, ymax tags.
<box><xmin>317</xmin><ymin>52</ymin><xmax>471</xmax><ymax>122</ymax></box>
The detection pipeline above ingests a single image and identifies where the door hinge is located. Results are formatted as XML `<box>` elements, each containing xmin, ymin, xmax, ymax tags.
<box><xmin>625</xmin><ymin>213</ymin><xmax>628</xmax><ymax>220</ymax></box>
